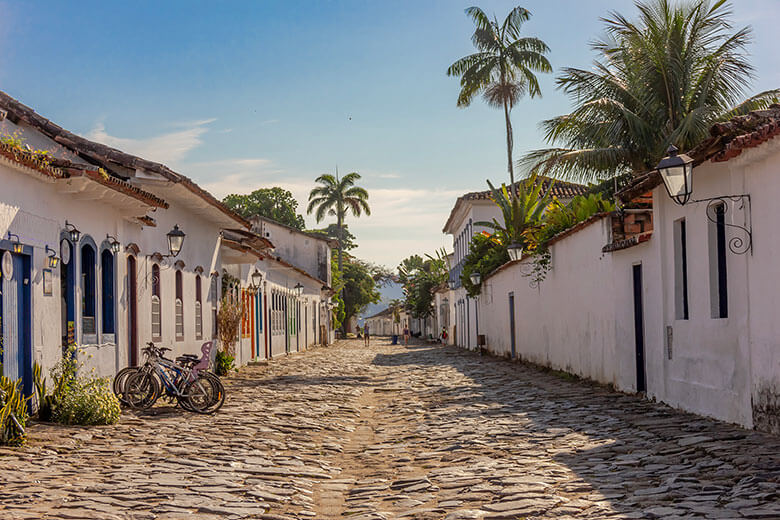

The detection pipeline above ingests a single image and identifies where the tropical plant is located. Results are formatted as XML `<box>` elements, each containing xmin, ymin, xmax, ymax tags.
<box><xmin>223</xmin><ymin>187</ymin><xmax>306</xmax><ymax>229</ymax></box>
<box><xmin>536</xmin><ymin>193</ymin><xmax>616</xmax><ymax>243</ymax></box>
<box><xmin>520</xmin><ymin>0</ymin><xmax>780</xmax><ymax>183</ymax></box>
<box><xmin>448</xmin><ymin>6</ymin><xmax>551</xmax><ymax>189</ymax></box>
<box><xmin>340</xmin><ymin>256</ymin><xmax>381</xmax><ymax>329</ymax></box>
<box><xmin>308</xmin><ymin>223</ymin><xmax>358</xmax><ymax>251</ymax></box>
<box><xmin>475</xmin><ymin>174</ymin><xmax>554</xmax><ymax>252</ymax></box>
<box><xmin>397</xmin><ymin>250</ymin><xmax>450</xmax><ymax>320</ymax></box>
<box><xmin>0</xmin><ymin>376</ymin><xmax>28</xmax><ymax>446</ymax></box>
<box><xmin>307</xmin><ymin>171</ymin><xmax>370</xmax><ymax>272</ymax></box>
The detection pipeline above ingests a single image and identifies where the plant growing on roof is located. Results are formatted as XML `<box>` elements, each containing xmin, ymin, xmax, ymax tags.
<box><xmin>475</xmin><ymin>173</ymin><xmax>554</xmax><ymax>254</ymax></box>
<box><xmin>448</xmin><ymin>6</ymin><xmax>551</xmax><ymax>191</ymax></box>
<box><xmin>519</xmin><ymin>0</ymin><xmax>780</xmax><ymax>184</ymax></box>
<box><xmin>307</xmin><ymin>171</ymin><xmax>370</xmax><ymax>273</ymax></box>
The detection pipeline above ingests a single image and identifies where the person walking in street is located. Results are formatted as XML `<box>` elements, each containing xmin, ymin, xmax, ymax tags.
<box><xmin>364</xmin><ymin>323</ymin><xmax>370</xmax><ymax>347</ymax></box>
<box><xmin>403</xmin><ymin>325</ymin><xmax>410</xmax><ymax>346</ymax></box>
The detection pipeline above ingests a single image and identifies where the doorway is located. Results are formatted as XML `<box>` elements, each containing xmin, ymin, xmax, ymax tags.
<box><xmin>2</xmin><ymin>251</ymin><xmax>33</xmax><ymax>396</ymax></box>
<box><xmin>508</xmin><ymin>292</ymin><xmax>516</xmax><ymax>358</ymax></box>
<box><xmin>632</xmin><ymin>264</ymin><xmax>647</xmax><ymax>392</ymax></box>
<box><xmin>127</xmin><ymin>255</ymin><xmax>138</xmax><ymax>366</ymax></box>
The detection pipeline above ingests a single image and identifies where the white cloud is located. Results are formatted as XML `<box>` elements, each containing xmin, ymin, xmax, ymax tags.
<box><xmin>86</xmin><ymin>119</ymin><xmax>213</xmax><ymax>166</ymax></box>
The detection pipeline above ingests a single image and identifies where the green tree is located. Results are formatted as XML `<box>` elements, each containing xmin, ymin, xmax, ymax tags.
<box><xmin>448</xmin><ymin>6</ymin><xmax>552</xmax><ymax>190</ymax></box>
<box><xmin>397</xmin><ymin>251</ymin><xmax>449</xmax><ymax>320</ymax></box>
<box><xmin>520</xmin><ymin>0</ymin><xmax>780</xmax><ymax>183</ymax></box>
<box><xmin>308</xmin><ymin>223</ymin><xmax>357</xmax><ymax>251</ymax></box>
<box><xmin>340</xmin><ymin>256</ymin><xmax>381</xmax><ymax>330</ymax></box>
<box><xmin>223</xmin><ymin>187</ymin><xmax>305</xmax><ymax>229</ymax></box>
<box><xmin>307</xmin><ymin>172</ymin><xmax>370</xmax><ymax>272</ymax></box>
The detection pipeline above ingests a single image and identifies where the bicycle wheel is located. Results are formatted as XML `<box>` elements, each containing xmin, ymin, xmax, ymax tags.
<box><xmin>184</xmin><ymin>375</ymin><xmax>225</xmax><ymax>414</ymax></box>
<box><xmin>112</xmin><ymin>367</ymin><xmax>138</xmax><ymax>406</ymax></box>
<box><xmin>125</xmin><ymin>371</ymin><xmax>160</xmax><ymax>410</ymax></box>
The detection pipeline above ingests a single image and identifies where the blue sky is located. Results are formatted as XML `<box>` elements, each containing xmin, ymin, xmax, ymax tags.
<box><xmin>1</xmin><ymin>0</ymin><xmax>778</xmax><ymax>267</ymax></box>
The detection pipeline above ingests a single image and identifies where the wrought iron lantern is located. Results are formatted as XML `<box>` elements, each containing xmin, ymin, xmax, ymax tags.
<box><xmin>7</xmin><ymin>232</ymin><xmax>22</xmax><ymax>253</ymax></box>
<box><xmin>507</xmin><ymin>242</ymin><xmax>523</xmax><ymax>261</ymax></box>
<box><xmin>166</xmin><ymin>225</ymin><xmax>186</xmax><ymax>257</ymax></box>
<box><xmin>469</xmin><ymin>272</ymin><xmax>481</xmax><ymax>286</ymax></box>
<box><xmin>64</xmin><ymin>221</ymin><xmax>81</xmax><ymax>243</ymax></box>
<box><xmin>294</xmin><ymin>282</ymin><xmax>304</xmax><ymax>297</ymax></box>
<box><xmin>45</xmin><ymin>245</ymin><xmax>60</xmax><ymax>268</ymax></box>
<box><xmin>251</xmin><ymin>268</ymin><xmax>263</xmax><ymax>290</ymax></box>
<box><xmin>106</xmin><ymin>234</ymin><xmax>121</xmax><ymax>254</ymax></box>
<box><xmin>657</xmin><ymin>145</ymin><xmax>694</xmax><ymax>205</ymax></box>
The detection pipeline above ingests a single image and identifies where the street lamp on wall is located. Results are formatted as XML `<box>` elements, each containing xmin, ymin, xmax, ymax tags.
<box><xmin>45</xmin><ymin>245</ymin><xmax>60</xmax><ymax>268</ymax></box>
<box><xmin>166</xmin><ymin>225</ymin><xmax>186</xmax><ymax>257</ymax></box>
<box><xmin>7</xmin><ymin>232</ymin><xmax>23</xmax><ymax>253</ymax></box>
<box><xmin>251</xmin><ymin>268</ymin><xmax>263</xmax><ymax>290</ymax></box>
<box><xmin>294</xmin><ymin>283</ymin><xmax>304</xmax><ymax>297</ymax></box>
<box><xmin>106</xmin><ymin>234</ymin><xmax>121</xmax><ymax>254</ymax></box>
<box><xmin>469</xmin><ymin>272</ymin><xmax>481</xmax><ymax>286</ymax></box>
<box><xmin>657</xmin><ymin>145</ymin><xmax>694</xmax><ymax>206</ymax></box>
<box><xmin>64</xmin><ymin>221</ymin><xmax>81</xmax><ymax>243</ymax></box>
<box><xmin>507</xmin><ymin>243</ymin><xmax>523</xmax><ymax>262</ymax></box>
<box><xmin>655</xmin><ymin>145</ymin><xmax>752</xmax><ymax>255</ymax></box>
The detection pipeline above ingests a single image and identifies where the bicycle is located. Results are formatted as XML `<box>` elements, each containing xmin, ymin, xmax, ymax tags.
<box><xmin>124</xmin><ymin>341</ymin><xmax>224</xmax><ymax>414</ymax></box>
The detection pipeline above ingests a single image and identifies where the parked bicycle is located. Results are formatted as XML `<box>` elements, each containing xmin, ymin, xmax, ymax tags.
<box><xmin>114</xmin><ymin>341</ymin><xmax>225</xmax><ymax>414</ymax></box>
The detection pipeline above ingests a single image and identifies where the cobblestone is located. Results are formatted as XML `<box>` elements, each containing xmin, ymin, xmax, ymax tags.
<box><xmin>1</xmin><ymin>339</ymin><xmax>778</xmax><ymax>519</ymax></box>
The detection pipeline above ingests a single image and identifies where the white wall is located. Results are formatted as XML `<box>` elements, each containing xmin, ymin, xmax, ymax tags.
<box><xmin>252</xmin><ymin>218</ymin><xmax>331</xmax><ymax>286</ymax></box>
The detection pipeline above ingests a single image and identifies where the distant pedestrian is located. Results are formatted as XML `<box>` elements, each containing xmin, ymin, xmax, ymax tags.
<box><xmin>364</xmin><ymin>323</ymin><xmax>370</xmax><ymax>347</ymax></box>
<box><xmin>403</xmin><ymin>325</ymin><xmax>410</xmax><ymax>346</ymax></box>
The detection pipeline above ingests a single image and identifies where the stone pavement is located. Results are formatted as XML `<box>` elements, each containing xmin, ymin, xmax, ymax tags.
<box><xmin>1</xmin><ymin>339</ymin><xmax>778</xmax><ymax>520</ymax></box>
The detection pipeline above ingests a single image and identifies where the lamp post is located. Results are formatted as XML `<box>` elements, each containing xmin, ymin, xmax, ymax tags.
<box><xmin>166</xmin><ymin>225</ymin><xmax>186</xmax><ymax>257</ymax></box>
<box><xmin>469</xmin><ymin>272</ymin><xmax>481</xmax><ymax>352</ymax></box>
<box><xmin>294</xmin><ymin>282</ymin><xmax>304</xmax><ymax>297</ymax></box>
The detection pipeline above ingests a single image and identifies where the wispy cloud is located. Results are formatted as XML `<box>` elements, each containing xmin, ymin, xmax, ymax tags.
<box><xmin>260</xmin><ymin>119</ymin><xmax>279</xmax><ymax>125</ymax></box>
<box><xmin>86</xmin><ymin>119</ymin><xmax>214</xmax><ymax>166</ymax></box>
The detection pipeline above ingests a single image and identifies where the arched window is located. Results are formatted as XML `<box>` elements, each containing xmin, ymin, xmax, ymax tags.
<box><xmin>195</xmin><ymin>275</ymin><xmax>202</xmax><ymax>340</ymax></box>
<box><xmin>175</xmin><ymin>270</ymin><xmax>184</xmax><ymax>341</ymax></box>
<box><xmin>81</xmin><ymin>241</ymin><xmax>97</xmax><ymax>336</ymax></box>
<box><xmin>100</xmin><ymin>248</ymin><xmax>115</xmax><ymax>336</ymax></box>
<box><xmin>210</xmin><ymin>274</ymin><xmax>218</xmax><ymax>339</ymax></box>
<box><xmin>151</xmin><ymin>264</ymin><xmax>161</xmax><ymax>341</ymax></box>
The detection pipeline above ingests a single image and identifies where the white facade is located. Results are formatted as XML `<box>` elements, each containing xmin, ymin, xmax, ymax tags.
<box><xmin>466</xmin><ymin>137</ymin><xmax>780</xmax><ymax>433</ymax></box>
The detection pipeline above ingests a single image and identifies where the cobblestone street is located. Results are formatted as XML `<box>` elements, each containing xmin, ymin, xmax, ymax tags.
<box><xmin>1</xmin><ymin>339</ymin><xmax>778</xmax><ymax>520</ymax></box>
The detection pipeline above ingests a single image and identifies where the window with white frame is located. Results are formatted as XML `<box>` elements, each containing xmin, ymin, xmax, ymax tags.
<box><xmin>195</xmin><ymin>275</ymin><xmax>202</xmax><ymax>340</ymax></box>
<box><xmin>151</xmin><ymin>264</ymin><xmax>161</xmax><ymax>340</ymax></box>
<box><xmin>175</xmin><ymin>270</ymin><xmax>184</xmax><ymax>341</ymax></box>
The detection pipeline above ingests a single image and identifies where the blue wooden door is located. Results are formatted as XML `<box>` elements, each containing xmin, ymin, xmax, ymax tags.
<box><xmin>2</xmin><ymin>253</ymin><xmax>32</xmax><ymax>395</ymax></box>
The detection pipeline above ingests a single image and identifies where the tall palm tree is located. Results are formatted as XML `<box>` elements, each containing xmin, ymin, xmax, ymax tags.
<box><xmin>448</xmin><ymin>6</ymin><xmax>552</xmax><ymax>190</ymax></box>
<box><xmin>307</xmin><ymin>171</ymin><xmax>370</xmax><ymax>272</ymax></box>
<box><xmin>520</xmin><ymin>0</ymin><xmax>780</xmax><ymax>184</ymax></box>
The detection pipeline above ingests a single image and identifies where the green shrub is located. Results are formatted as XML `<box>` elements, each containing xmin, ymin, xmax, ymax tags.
<box><xmin>52</xmin><ymin>377</ymin><xmax>120</xmax><ymax>426</ymax></box>
<box><xmin>215</xmin><ymin>350</ymin><xmax>235</xmax><ymax>376</ymax></box>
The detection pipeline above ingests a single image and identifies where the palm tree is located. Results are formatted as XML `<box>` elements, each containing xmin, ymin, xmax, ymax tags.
<box><xmin>448</xmin><ymin>6</ymin><xmax>552</xmax><ymax>190</ymax></box>
<box><xmin>307</xmin><ymin>171</ymin><xmax>370</xmax><ymax>272</ymax></box>
<box><xmin>520</xmin><ymin>0</ymin><xmax>780</xmax><ymax>184</ymax></box>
